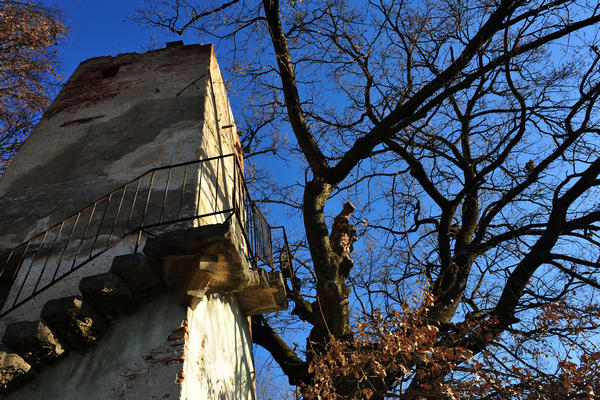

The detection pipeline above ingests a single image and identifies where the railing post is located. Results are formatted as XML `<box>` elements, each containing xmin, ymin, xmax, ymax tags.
<box><xmin>141</xmin><ymin>171</ymin><xmax>156</xmax><ymax>228</ymax></box>
<box><xmin>125</xmin><ymin>178</ymin><xmax>142</xmax><ymax>236</ymax></box>
<box><xmin>178</xmin><ymin>165</ymin><xmax>188</xmax><ymax>220</ymax></box>
<box><xmin>160</xmin><ymin>168</ymin><xmax>172</xmax><ymax>223</ymax></box>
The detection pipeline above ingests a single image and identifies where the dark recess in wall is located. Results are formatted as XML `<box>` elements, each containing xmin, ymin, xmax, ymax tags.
<box><xmin>101</xmin><ymin>66</ymin><xmax>120</xmax><ymax>78</ymax></box>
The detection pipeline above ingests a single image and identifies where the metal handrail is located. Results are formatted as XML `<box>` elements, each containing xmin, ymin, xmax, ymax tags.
<box><xmin>0</xmin><ymin>153</ymin><xmax>292</xmax><ymax>317</ymax></box>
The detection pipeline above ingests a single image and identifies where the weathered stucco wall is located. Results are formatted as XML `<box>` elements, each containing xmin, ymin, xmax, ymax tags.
<box><xmin>0</xmin><ymin>43</ymin><xmax>217</xmax><ymax>248</ymax></box>
<box><xmin>184</xmin><ymin>294</ymin><xmax>255</xmax><ymax>399</ymax></box>
<box><xmin>6</xmin><ymin>293</ymin><xmax>255</xmax><ymax>400</ymax></box>
<box><xmin>0</xmin><ymin>237</ymin><xmax>138</xmax><ymax>346</ymax></box>
<box><xmin>0</xmin><ymin>43</ymin><xmax>256</xmax><ymax>399</ymax></box>
<box><xmin>0</xmin><ymin>43</ymin><xmax>244</xmax><ymax>322</ymax></box>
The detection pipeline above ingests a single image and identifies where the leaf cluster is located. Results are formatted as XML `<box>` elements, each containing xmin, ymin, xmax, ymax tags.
<box><xmin>0</xmin><ymin>0</ymin><xmax>66</xmax><ymax>175</ymax></box>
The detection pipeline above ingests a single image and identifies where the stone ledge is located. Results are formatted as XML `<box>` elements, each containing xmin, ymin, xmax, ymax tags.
<box><xmin>235</xmin><ymin>270</ymin><xmax>288</xmax><ymax>316</ymax></box>
<box><xmin>143</xmin><ymin>219</ymin><xmax>287</xmax><ymax>315</ymax></box>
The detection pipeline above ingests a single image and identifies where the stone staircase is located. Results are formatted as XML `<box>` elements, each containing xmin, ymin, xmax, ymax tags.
<box><xmin>0</xmin><ymin>220</ymin><xmax>287</xmax><ymax>394</ymax></box>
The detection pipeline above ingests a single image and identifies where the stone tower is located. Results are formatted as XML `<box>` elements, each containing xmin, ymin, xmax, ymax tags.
<box><xmin>0</xmin><ymin>42</ymin><xmax>287</xmax><ymax>399</ymax></box>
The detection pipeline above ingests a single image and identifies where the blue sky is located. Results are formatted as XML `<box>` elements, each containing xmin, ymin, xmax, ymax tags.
<box><xmin>45</xmin><ymin>0</ymin><xmax>197</xmax><ymax>77</ymax></box>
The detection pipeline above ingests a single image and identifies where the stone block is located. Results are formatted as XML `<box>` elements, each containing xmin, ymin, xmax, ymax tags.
<box><xmin>110</xmin><ymin>253</ymin><xmax>164</xmax><ymax>300</ymax></box>
<box><xmin>2</xmin><ymin>320</ymin><xmax>66</xmax><ymax>366</ymax></box>
<box><xmin>41</xmin><ymin>296</ymin><xmax>108</xmax><ymax>350</ymax></box>
<box><xmin>143</xmin><ymin>221</ymin><xmax>232</xmax><ymax>260</ymax></box>
<box><xmin>143</xmin><ymin>220</ymin><xmax>255</xmax><ymax>294</ymax></box>
<box><xmin>79</xmin><ymin>272</ymin><xmax>135</xmax><ymax>320</ymax></box>
<box><xmin>235</xmin><ymin>270</ymin><xmax>288</xmax><ymax>316</ymax></box>
<box><xmin>0</xmin><ymin>347</ymin><xmax>35</xmax><ymax>393</ymax></box>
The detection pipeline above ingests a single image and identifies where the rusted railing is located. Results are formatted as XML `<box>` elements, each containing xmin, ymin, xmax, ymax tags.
<box><xmin>0</xmin><ymin>153</ymin><xmax>291</xmax><ymax>317</ymax></box>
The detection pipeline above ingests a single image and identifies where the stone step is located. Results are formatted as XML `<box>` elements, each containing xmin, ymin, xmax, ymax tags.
<box><xmin>79</xmin><ymin>272</ymin><xmax>136</xmax><ymax>321</ymax></box>
<box><xmin>0</xmin><ymin>347</ymin><xmax>35</xmax><ymax>394</ymax></box>
<box><xmin>41</xmin><ymin>296</ymin><xmax>108</xmax><ymax>350</ymax></box>
<box><xmin>2</xmin><ymin>320</ymin><xmax>66</xmax><ymax>367</ymax></box>
<box><xmin>0</xmin><ymin>252</ymin><xmax>163</xmax><ymax>393</ymax></box>
<box><xmin>110</xmin><ymin>253</ymin><xmax>164</xmax><ymax>301</ymax></box>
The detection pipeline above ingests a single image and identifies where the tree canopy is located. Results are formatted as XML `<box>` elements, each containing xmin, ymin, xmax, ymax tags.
<box><xmin>0</xmin><ymin>0</ymin><xmax>66</xmax><ymax>175</ymax></box>
<box><xmin>137</xmin><ymin>0</ymin><xmax>600</xmax><ymax>398</ymax></box>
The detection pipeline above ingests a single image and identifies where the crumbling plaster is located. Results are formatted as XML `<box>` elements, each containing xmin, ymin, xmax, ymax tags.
<box><xmin>0</xmin><ymin>43</ymin><xmax>256</xmax><ymax>400</ymax></box>
<box><xmin>0</xmin><ymin>43</ymin><xmax>240</xmax><ymax>248</ymax></box>
<box><xmin>0</xmin><ymin>43</ymin><xmax>242</xmax><ymax>328</ymax></box>
<box><xmin>6</xmin><ymin>293</ymin><xmax>254</xmax><ymax>400</ymax></box>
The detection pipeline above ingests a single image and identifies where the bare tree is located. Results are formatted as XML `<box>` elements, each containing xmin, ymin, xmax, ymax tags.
<box><xmin>0</xmin><ymin>1</ymin><xmax>66</xmax><ymax>175</ymax></box>
<box><xmin>135</xmin><ymin>0</ymin><xmax>600</xmax><ymax>398</ymax></box>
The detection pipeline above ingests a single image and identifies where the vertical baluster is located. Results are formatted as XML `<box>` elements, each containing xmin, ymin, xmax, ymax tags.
<box><xmin>8</xmin><ymin>243</ymin><xmax>29</xmax><ymax>309</ymax></box>
<box><xmin>178</xmin><ymin>165</ymin><xmax>188</xmax><ymax>220</ymax></box>
<box><xmin>245</xmin><ymin>198</ymin><xmax>251</xmax><ymax>259</ymax></box>
<box><xmin>12</xmin><ymin>231</ymin><xmax>48</xmax><ymax>307</ymax></box>
<box><xmin>135</xmin><ymin>171</ymin><xmax>156</xmax><ymax>252</ymax></box>
<box><xmin>214</xmin><ymin>158</ymin><xmax>220</xmax><ymax>219</ymax></box>
<box><xmin>71</xmin><ymin>204</ymin><xmax>97</xmax><ymax>270</ymax></box>
<box><xmin>124</xmin><ymin>178</ymin><xmax>142</xmax><ymax>236</ymax></box>
<box><xmin>262</xmin><ymin>217</ymin><xmax>266</xmax><ymax>264</ymax></box>
<box><xmin>255</xmin><ymin>208</ymin><xmax>261</xmax><ymax>263</ymax></box>
<box><xmin>141</xmin><ymin>171</ymin><xmax>156</xmax><ymax>228</ymax></box>
<box><xmin>267</xmin><ymin>222</ymin><xmax>273</xmax><ymax>268</ymax></box>
<box><xmin>160</xmin><ymin>168</ymin><xmax>172</xmax><ymax>223</ymax></box>
<box><xmin>52</xmin><ymin>213</ymin><xmax>80</xmax><ymax>282</ymax></box>
<box><xmin>196</xmin><ymin>161</ymin><xmax>204</xmax><ymax>224</ymax></box>
<box><xmin>250</xmin><ymin>199</ymin><xmax>254</xmax><ymax>261</ymax></box>
<box><xmin>32</xmin><ymin>222</ymin><xmax>65</xmax><ymax>294</ymax></box>
<box><xmin>90</xmin><ymin>195</ymin><xmax>112</xmax><ymax>257</ymax></box>
<box><xmin>233</xmin><ymin>156</ymin><xmax>237</xmax><ymax>218</ymax></box>
<box><xmin>255</xmin><ymin>204</ymin><xmax>260</xmax><ymax>267</ymax></box>
<box><xmin>108</xmin><ymin>184</ymin><xmax>128</xmax><ymax>247</ymax></box>
<box><xmin>251</xmin><ymin>202</ymin><xmax>257</xmax><ymax>267</ymax></box>
<box><xmin>0</xmin><ymin>249</ymin><xmax>14</xmax><ymax>281</ymax></box>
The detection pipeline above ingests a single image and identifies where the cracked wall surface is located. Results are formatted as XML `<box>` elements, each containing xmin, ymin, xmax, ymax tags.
<box><xmin>0</xmin><ymin>43</ymin><xmax>255</xmax><ymax>399</ymax></box>
<box><xmin>0</xmin><ymin>43</ymin><xmax>243</xmax><ymax>328</ymax></box>
<box><xmin>0</xmin><ymin>43</ymin><xmax>241</xmax><ymax>248</ymax></box>
<box><xmin>6</xmin><ymin>293</ymin><xmax>254</xmax><ymax>400</ymax></box>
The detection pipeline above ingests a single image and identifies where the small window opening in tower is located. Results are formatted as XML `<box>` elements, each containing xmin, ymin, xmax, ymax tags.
<box><xmin>101</xmin><ymin>65</ymin><xmax>119</xmax><ymax>78</ymax></box>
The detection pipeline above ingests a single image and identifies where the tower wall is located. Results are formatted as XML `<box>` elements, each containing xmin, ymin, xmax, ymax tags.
<box><xmin>0</xmin><ymin>44</ymin><xmax>258</xmax><ymax>400</ymax></box>
<box><xmin>0</xmin><ymin>43</ymin><xmax>240</xmax><ymax>248</ymax></box>
<box><xmin>5</xmin><ymin>293</ymin><xmax>254</xmax><ymax>400</ymax></box>
<box><xmin>0</xmin><ymin>43</ymin><xmax>244</xmax><ymax>324</ymax></box>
